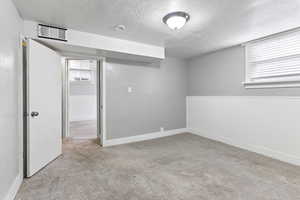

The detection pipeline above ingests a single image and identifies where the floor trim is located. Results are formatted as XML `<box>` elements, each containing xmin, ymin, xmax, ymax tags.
<box><xmin>70</xmin><ymin>136</ymin><xmax>98</xmax><ymax>140</ymax></box>
<box><xmin>189</xmin><ymin>128</ymin><xmax>300</xmax><ymax>166</ymax></box>
<box><xmin>103</xmin><ymin>128</ymin><xmax>188</xmax><ymax>147</ymax></box>
<box><xmin>4</xmin><ymin>174</ymin><xmax>22</xmax><ymax>200</ymax></box>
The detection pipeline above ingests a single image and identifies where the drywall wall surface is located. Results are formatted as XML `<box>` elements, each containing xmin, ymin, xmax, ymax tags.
<box><xmin>69</xmin><ymin>95</ymin><xmax>96</xmax><ymax>121</ymax></box>
<box><xmin>187</xmin><ymin>45</ymin><xmax>300</xmax><ymax>166</ymax></box>
<box><xmin>187</xmin><ymin>46</ymin><xmax>300</xmax><ymax>96</ymax></box>
<box><xmin>0</xmin><ymin>0</ymin><xmax>23</xmax><ymax>199</ymax></box>
<box><xmin>69</xmin><ymin>82</ymin><xmax>96</xmax><ymax>122</ymax></box>
<box><xmin>106</xmin><ymin>57</ymin><xmax>187</xmax><ymax>139</ymax></box>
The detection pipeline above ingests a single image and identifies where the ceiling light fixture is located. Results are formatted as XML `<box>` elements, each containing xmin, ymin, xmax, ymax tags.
<box><xmin>163</xmin><ymin>11</ymin><xmax>190</xmax><ymax>30</ymax></box>
<box><xmin>114</xmin><ymin>24</ymin><xmax>126</xmax><ymax>31</ymax></box>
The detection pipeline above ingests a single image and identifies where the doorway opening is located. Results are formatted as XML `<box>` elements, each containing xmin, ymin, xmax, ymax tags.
<box><xmin>67</xmin><ymin>59</ymin><xmax>98</xmax><ymax>139</ymax></box>
<box><xmin>63</xmin><ymin>57</ymin><xmax>104</xmax><ymax>143</ymax></box>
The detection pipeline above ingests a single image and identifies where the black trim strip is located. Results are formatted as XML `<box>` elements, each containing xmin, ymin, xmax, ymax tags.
<box><xmin>38</xmin><ymin>35</ymin><xmax>68</xmax><ymax>42</ymax></box>
<box><xmin>23</xmin><ymin>40</ymin><xmax>28</xmax><ymax>177</ymax></box>
<box><xmin>38</xmin><ymin>24</ymin><xmax>67</xmax><ymax>30</ymax></box>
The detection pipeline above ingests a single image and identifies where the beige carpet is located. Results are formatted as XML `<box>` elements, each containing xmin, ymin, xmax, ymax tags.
<box><xmin>69</xmin><ymin>120</ymin><xmax>97</xmax><ymax>139</ymax></box>
<box><xmin>16</xmin><ymin>133</ymin><xmax>300</xmax><ymax>200</ymax></box>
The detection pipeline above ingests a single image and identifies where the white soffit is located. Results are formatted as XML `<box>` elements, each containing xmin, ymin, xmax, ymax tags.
<box><xmin>24</xmin><ymin>21</ymin><xmax>165</xmax><ymax>62</ymax></box>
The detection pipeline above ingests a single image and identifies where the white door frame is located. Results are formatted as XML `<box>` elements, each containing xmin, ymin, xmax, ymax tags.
<box><xmin>62</xmin><ymin>56</ymin><xmax>106</xmax><ymax>146</ymax></box>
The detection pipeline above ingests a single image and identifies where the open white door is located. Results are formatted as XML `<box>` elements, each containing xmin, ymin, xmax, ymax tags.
<box><xmin>26</xmin><ymin>39</ymin><xmax>62</xmax><ymax>177</ymax></box>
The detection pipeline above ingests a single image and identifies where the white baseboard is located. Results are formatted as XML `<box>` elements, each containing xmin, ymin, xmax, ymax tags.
<box><xmin>70</xmin><ymin>117</ymin><xmax>96</xmax><ymax>122</ymax></box>
<box><xmin>189</xmin><ymin>128</ymin><xmax>300</xmax><ymax>166</ymax></box>
<box><xmin>103</xmin><ymin>128</ymin><xmax>188</xmax><ymax>147</ymax></box>
<box><xmin>4</xmin><ymin>174</ymin><xmax>22</xmax><ymax>200</ymax></box>
<box><xmin>71</xmin><ymin>136</ymin><xmax>98</xmax><ymax>139</ymax></box>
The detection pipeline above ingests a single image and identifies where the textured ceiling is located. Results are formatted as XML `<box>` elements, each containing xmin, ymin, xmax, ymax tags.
<box><xmin>13</xmin><ymin>0</ymin><xmax>300</xmax><ymax>58</ymax></box>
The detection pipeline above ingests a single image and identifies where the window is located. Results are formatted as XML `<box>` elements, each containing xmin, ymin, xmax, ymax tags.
<box><xmin>68</xmin><ymin>60</ymin><xmax>96</xmax><ymax>83</ymax></box>
<box><xmin>69</xmin><ymin>69</ymin><xmax>93</xmax><ymax>82</ymax></box>
<box><xmin>244</xmin><ymin>30</ymin><xmax>300</xmax><ymax>88</ymax></box>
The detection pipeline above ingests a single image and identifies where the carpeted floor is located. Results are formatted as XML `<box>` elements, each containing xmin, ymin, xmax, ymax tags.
<box><xmin>16</xmin><ymin>133</ymin><xmax>300</xmax><ymax>200</ymax></box>
<box><xmin>69</xmin><ymin>120</ymin><xmax>97</xmax><ymax>139</ymax></box>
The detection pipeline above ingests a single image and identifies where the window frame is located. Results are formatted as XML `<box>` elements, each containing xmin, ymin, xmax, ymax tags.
<box><xmin>243</xmin><ymin>30</ymin><xmax>300</xmax><ymax>89</ymax></box>
<box><xmin>69</xmin><ymin>67</ymin><xmax>96</xmax><ymax>83</ymax></box>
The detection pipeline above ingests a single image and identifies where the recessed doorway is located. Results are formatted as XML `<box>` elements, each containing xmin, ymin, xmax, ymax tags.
<box><xmin>62</xmin><ymin>57</ymin><xmax>105</xmax><ymax>144</ymax></box>
<box><xmin>67</xmin><ymin>59</ymin><xmax>97</xmax><ymax>139</ymax></box>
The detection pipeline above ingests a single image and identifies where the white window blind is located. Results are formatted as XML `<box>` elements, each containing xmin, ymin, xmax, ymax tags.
<box><xmin>69</xmin><ymin>70</ymin><xmax>93</xmax><ymax>82</ymax></box>
<box><xmin>68</xmin><ymin>60</ymin><xmax>96</xmax><ymax>82</ymax></box>
<box><xmin>245</xmin><ymin>30</ymin><xmax>300</xmax><ymax>88</ymax></box>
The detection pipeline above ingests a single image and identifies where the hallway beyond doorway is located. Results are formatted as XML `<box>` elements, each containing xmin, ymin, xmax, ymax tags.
<box><xmin>70</xmin><ymin>120</ymin><xmax>97</xmax><ymax>139</ymax></box>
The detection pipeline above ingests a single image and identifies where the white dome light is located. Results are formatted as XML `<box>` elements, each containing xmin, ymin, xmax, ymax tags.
<box><xmin>163</xmin><ymin>11</ymin><xmax>190</xmax><ymax>30</ymax></box>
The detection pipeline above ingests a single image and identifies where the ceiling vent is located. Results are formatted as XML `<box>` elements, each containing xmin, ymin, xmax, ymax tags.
<box><xmin>37</xmin><ymin>24</ymin><xmax>67</xmax><ymax>42</ymax></box>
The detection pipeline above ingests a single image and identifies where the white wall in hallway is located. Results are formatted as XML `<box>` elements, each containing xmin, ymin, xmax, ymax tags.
<box><xmin>0</xmin><ymin>0</ymin><xmax>23</xmax><ymax>199</ymax></box>
<box><xmin>68</xmin><ymin>62</ymin><xmax>97</xmax><ymax>122</ymax></box>
<box><xmin>187</xmin><ymin>96</ymin><xmax>300</xmax><ymax>166</ymax></box>
<box><xmin>69</xmin><ymin>95</ymin><xmax>97</xmax><ymax>121</ymax></box>
<box><xmin>68</xmin><ymin>60</ymin><xmax>97</xmax><ymax>122</ymax></box>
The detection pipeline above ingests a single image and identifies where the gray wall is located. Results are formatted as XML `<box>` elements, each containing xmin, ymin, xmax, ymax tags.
<box><xmin>106</xmin><ymin>58</ymin><xmax>187</xmax><ymax>139</ymax></box>
<box><xmin>0</xmin><ymin>0</ymin><xmax>23</xmax><ymax>199</ymax></box>
<box><xmin>188</xmin><ymin>46</ymin><xmax>300</xmax><ymax>96</ymax></box>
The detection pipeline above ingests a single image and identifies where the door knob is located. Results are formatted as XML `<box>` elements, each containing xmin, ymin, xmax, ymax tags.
<box><xmin>31</xmin><ymin>111</ymin><xmax>39</xmax><ymax>118</ymax></box>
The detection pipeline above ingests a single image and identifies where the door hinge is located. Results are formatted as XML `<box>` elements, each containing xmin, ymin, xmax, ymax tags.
<box><xmin>22</xmin><ymin>41</ymin><xmax>27</xmax><ymax>47</ymax></box>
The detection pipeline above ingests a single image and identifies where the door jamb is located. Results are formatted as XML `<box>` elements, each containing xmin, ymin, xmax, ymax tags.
<box><xmin>19</xmin><ymin>35</ymin><xmax>26</xmax><ymax>178</ymax></box>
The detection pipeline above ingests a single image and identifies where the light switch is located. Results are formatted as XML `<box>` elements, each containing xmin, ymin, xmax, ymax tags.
<box><xmin>128</xmin><ymin>87</ymin><xmax>132</xmax><ymax>93</ymax></box>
